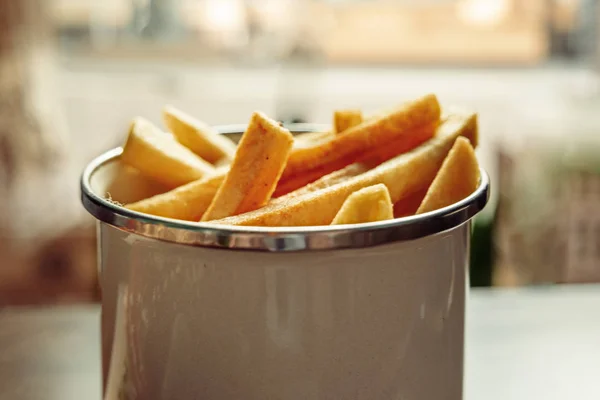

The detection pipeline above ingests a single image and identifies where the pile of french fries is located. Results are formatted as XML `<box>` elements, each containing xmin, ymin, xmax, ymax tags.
<box><xmin>118</xmin><ymin>94</ymin><xmax>481</xmax><ymax>227</ymax></box>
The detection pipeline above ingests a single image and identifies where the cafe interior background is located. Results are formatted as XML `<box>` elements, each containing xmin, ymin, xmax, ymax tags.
<box><xmin>0</xmin><ymin>0</ymin><xmax>599</xmax><ymax>305</ymax></box>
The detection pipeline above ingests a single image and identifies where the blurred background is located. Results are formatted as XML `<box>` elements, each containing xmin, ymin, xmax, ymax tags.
<box><xmin>1</xmin><ymin>0</ymin><xmax>599</xmax><ymax>305</ymax></box>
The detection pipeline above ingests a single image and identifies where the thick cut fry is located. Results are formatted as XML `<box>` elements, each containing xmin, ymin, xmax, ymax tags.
<box><xmin>201</xmin><ymin>112</ymin><xmax>294</xmax><ymax>221</ymax></box>
<box><xmin>359</xmin><ymin>122</ymin><xmax>438</xmax><ymax>166</ymax></box>
<box><xmin>273</xmin><ymin>164</ymin><xmax>369</xmax><ymax>204</ymax></box>
<box><xmin>126</xmin><ymin>173</ymin><xmax>225</xmax><ymax>221</ymax></box>
<box><xmin>124</xmin><ymin>163</ymin><xmax>232</xmax><ymax>221</ymax></box>
<box><xmin>444</xmin><ymin>106</ymin><xmax>478</xmax><ymax>147</ymax></box>
<box><xmin>281</xmin><ymin>94</ymin><xmax>441</xmax><ymax>181</ymax></box>
<box><xmin>293</xmin><ymin>130</ymin><xmax>335</xmax><ymax>147</ymax></box>
<box><xmin>274</xmin><ymin>167</ymin><xmax>338</xmax><ymax>198</ymax></box>
<box><xmin>393</xmin><ymin>189</ymin><xmax>427</xmax><ymax>218</ymax></box>
<box><xmin>273</xmin><ymin>122</ymin><xmax>437</xmax><ymax>197</ymax></box>
<box><xmin>213</xmin><ymin>112</ymin><xmax>477</xmax><ymax>227</ymax></box>
<box><xmin>105</xmin><ymin>164</ymin><xmax>171</xmax><ymax>205</ymax></box>
<box><xmin>121</xmin><ymin>117</ymin><xmax>215</xmax><ymax>187</ymax></box>
<box><xmin>331</xmin><ymin>184</ymin><xmax>393</xmax><ymax>225</ymax></box>
<box><xmin>163</xmin><ymin>105</ymin><xmax>237</xmax><ymax>164</ymax></box>
<box><xmin>214</xmin><ymin>157</ymin><xmax>232</xmax><ymax>169</ymax></box>
<box><xmin>333</xmin><ymin>109</ymin><xmax>363</xmax><ymax>133</ymax></box>
<box><xmin>416</xmin><ymin>137</ymin><xmax>480</xmax><ymax>214</ymax></box>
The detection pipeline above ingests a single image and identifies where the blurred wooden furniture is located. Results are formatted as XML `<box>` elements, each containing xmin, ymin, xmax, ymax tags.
<box><xmin>0</xmin><ymin>0</ymin><xmax>65</xmax><ymax>183</ymax></box>
<box><xmin>561</xmin><ymin>169</ymin><xmax>600</xmax><ymax>282</ymax></box>
<box><xmin>0</xmin><ymin>224</ymin><xmax>99</xmax><ymax>306</ymax></box>
<box><xmin>1</xmin><ymin>286</ymin><xmax>600</xmax><ymax>400</ymax></box>
<box><xmin>494</xmin><ymin>138</ymin><xmax>600</xmax><ymax>286</ymax></box>
<box><xmin>0</xmin><ymin>0</ymin><xmax>98</xmax><ymax>306</ymax></box>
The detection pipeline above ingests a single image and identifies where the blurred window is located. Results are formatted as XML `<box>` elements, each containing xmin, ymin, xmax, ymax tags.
<box><xmin>50</xmin><ymin>0</ymin><xmax>598</xmax><ymax>65</ymax></box>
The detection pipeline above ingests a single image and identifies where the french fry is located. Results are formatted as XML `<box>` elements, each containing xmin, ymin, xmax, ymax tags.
<box><xmin>273</xmin><ymin>167</ymin><xmax>339</xmax><ymax>198</ymax></box>
<box><xmin>214</xmin><ymin>157</ymin><xmax>232</xmax><ymax>169</ymax></box>
<box><xmin>105</xmin><ymin>164</ymin><xmax>171</xmax><ymax>206</ymax></box>
<box><xmin>293</xmin><ymin>108</ymin><xmax>361</xmax><ymax>148</ymax></box>
<box><xmin>126</xmin><ymin>160</ymin><xmax>366</xmax><ymax>220</ymax></box>
<box><xmin>359</xmin><ymin>122</ymin><xmax>438</xmax><ymax>166</ymax></box>
<box><xmin>121</xmin><ymin>117</ymin><xmax>215</xmax><ymax>187</ymax></box>
<box><xmin>333</xmin><ymin>109</ymin><xmax>363</xmax><ymax>133</ymax></box>
<box><xmin>445</xmin><ymin>106</ymin><xmax>478</xmax><ymax>147</ymax></box>
<box><xmin>293</xmin><ymin>130</ymin><xmax>335</xmax><ymax>147</ymax></box>
<box><xmin>273</xmin><ymin>121</ymin><xmax>437</xmax><ymax>197</ymax></box>
<box><xmin>163</xmin><ymin>105</ymin><xmax>237</xmax><ymax>164</ymax></box>
<box><xmin>212</xmin><ymin>112</ymin><xmax>477</xmax><ymax>227</ymax></box>
<box><xmin>126</xmin><ymin>173</ymin><xmax>225</xmax><ymax>221</ymax></box>
<box><xmin>331</xmin><ymin>184</ymin><xmax>393</xmax><ymax>225</ymax></box>
<box><xmin>393</xmin><ymin>189</ymin><xmax>427</xmax><ymax>218</ymax></box>
<box><xmin>416</xmin><ymin>137</ymin><xmax>480</xmax><ymax>214</ymax></box>
<box><xmin>280</xmin><ymin>94</ymin><xmax>441</xmax><ymax>184</ymax></box>
<box><xmin>127</xmin><ymin>136</ymin><xmax>369</xmax><ymax>221</ymax></box>
<box><xmin>201</xmin><ymin>112</ymin><xmax>294</xmax><ymax>221</ymax></box>
<box><xmin>273</xmin><ymin>163</ymin><xmax>369</xmax><ymax>204</ymax></box>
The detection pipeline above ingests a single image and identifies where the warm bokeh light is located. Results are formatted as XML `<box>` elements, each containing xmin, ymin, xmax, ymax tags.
<box><xmin>456</xmin><ymin>0</ymin><xmax>511</xmax><ymax>27</ymax></box>
<box><xmin>200</xmin><ymin>0</ymin><xmax>245</xmax><ymax>32</ymax></box>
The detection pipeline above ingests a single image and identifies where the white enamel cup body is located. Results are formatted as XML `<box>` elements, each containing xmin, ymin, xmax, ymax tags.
<box><xmin>82</xmin><ymin>125</ymin><xmax>489</xmax><ymax>400</ymax></box>
<box><xmin>99</xmin><ymin>222</ymin><xmax>470</xmax><ymax>400</ymax></box>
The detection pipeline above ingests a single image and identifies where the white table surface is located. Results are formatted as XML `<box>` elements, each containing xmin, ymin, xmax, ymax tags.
<box><xmin>1</xmin><ymin>284</ymin><xmax>599</xmax><ymax>399</ymax></box>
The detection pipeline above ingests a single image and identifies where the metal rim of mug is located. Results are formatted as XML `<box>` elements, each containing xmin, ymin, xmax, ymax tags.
<box><xmin>80</xmin><ymin>124</ymin><xmax>490</xmax><ymax>252</ymax></box>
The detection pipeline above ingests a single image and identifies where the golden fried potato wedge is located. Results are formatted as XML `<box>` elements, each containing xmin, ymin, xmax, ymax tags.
<box><xmin>331</xmin><ymin>184</ymin><xmax>393</xmax><ymax>225</ymax></box>
<box><xmin>201</xmin><ymin>112</ymin><xmax>294</xmax><ymax>221</ymax></box>
<box><xmin>163</xmin><ymin>105</ymin><xmax>237</xmax><ymax>164</ymax></box>
<box><xmin>416</xmin><ymin>136</ymin><xmax>480</xmax><ymax>214</ymax></box>
<box><xmin>121</xmin><ymin>117</ymin><xmax>214</xmax><ymax>187</ymax></box>
<box><xmin>213</xmin><ymin>112</ymin><xmax>477</xmax><ymax>226</ymax></box>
